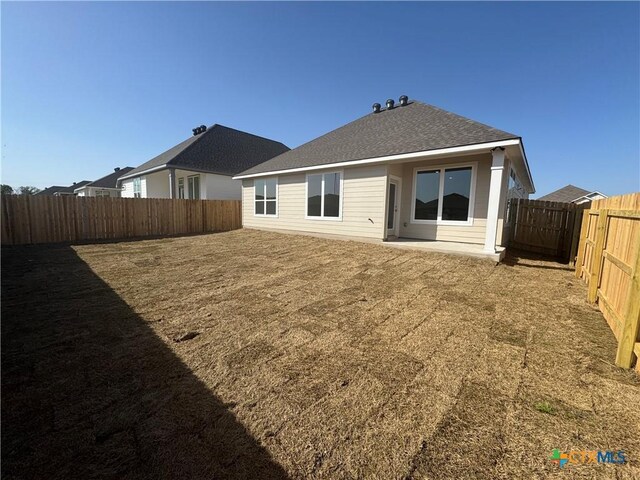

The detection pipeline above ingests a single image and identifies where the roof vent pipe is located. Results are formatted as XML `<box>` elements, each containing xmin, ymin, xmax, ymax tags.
<box><xmin>114</xmin><ymin>167</ymin><xmax>120</xmax><ymax>172</ymax></box>
<box><xmin>192</xmin><ymin>125</ymin><xmax>207</xmax><ymax>136</ymax></box>
<box><xmin>386</xmin><ymin>99</ymin><xmax>395</xmax><ymax>110</ymax></box>
<box><xmin>399</xmin><ymin>95</ymin><xmax>408</xmax><ymax>106</ymax></box>
<box><xmin>372</xmin><ymin>103</ymin><xmax>381</xmax><ymax>113</ymax></box>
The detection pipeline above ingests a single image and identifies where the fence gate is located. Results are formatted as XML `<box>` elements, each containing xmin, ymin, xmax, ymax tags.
<box><xmin>508</xmin><ymin>198</ymin><xmax>584</xmax><ymax>260</ymax></box>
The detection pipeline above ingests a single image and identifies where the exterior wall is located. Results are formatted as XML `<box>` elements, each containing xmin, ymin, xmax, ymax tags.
<box><xmin>241</xmin><ymin>153</ymin><xmax>520</xmax><ymax>247</ymax></box>
<box><xmin>144</xmin><ymin>171</ymin><xmax>171</xmax><ymax>199</ymax></box>
<box><xmin>120</xmin><ymin>179</ymin><xmax>136</xmax><ymax>198</ymax></box>
<box><xmin>242</xmin><ymin>164</ymin><xmax>388</xmax><ymax>239</ymax></box>
<box><xmin>174</xmin><ymin>169</ymin><xmax>241</xmax><ymax>200</ymax></box>
<box><xmin>397</xmin><ymin>153</ymin><xmax>491</xmax><ymax>245</ymax></box>
<box><xmin>500</xmin><ymin>159</ymin><xmax>529</xmax><ymax>245</ymax></box>
<box><xmin>121</xmin><ymin>169</ymin><xmax>240</xmax><ymax>199</ymax></box>
<box><xmin>75</xmin><ymin>186</ymin><xmax>122</xmax><ymax>197</ymax></box>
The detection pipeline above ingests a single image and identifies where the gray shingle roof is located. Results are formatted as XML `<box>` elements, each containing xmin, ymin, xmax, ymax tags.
<box><xmin>537</xmin><ymin>185</ymin><xmax>593</xmax><ymax>203</ymax></box>
<box><xmin>121</xmin><ymin>125</ymin><xmax>289</xmax><ymax>179</ymax></box>
<box><xmin>83</xmin><ymin>167</ymin><xmax>135</xmax><ymax>189</ymax></box>
<box><xmin>236</xmin><ymin>100</ymin><xmax>519</xmax><ymax>177</ymax></box>
<box><xmin>37</xmin><ymin>186</ymin><xmax>67</xmax><ymax>196</ymax></box>
<box><xmin>50</xmin><ymin>181</ymin><xmax>92</xmax><ymax>195</ymax></box>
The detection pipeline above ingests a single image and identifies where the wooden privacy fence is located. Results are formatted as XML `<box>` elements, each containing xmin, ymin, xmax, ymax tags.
<box><xmin>508</xmin><ymin>198</ymin><xmax>585</xmax><ymax>260</ymax></box>
<box><xmin>575</xmin><ymin>192</ymin><xmax>640</xmax><ymax>370</ymax></box>
<box><xmin>1</xmin><ymin>195</ymin><xmax>242</xmax><ymax>245</ymax></box>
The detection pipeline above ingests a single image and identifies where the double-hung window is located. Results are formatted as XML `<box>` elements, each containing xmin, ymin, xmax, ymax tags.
<box><xmin>254</xmin><ymin>178</ymin><xmax>277</xmax><ymax>216</ymax></box>
<box><xmin>306</xmin><ymin>172</ymin><xmax>342</xmax><ymax>219</ymax></box>
<box><xmin>188</xmin><ymin>175</ymin><xmax>200</xmax><ymax>200</ymax></box>
<box><xmin>133</xmin><ymin>178</ymin><xmax>142</xmax><ymax>198</ymax></box>
<box><xmin>412</xmin><ymin>164</ymin><xmax>475</xmax><ymax>225</ymax></box>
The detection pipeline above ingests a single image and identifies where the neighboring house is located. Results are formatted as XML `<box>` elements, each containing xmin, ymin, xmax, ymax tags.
<box><xmin>37</xmin><ymin>182</ymin><xmax>91</xmax><ymax>196</ymax></box>
<box><xmin>537</xmin><ymin>184</ymin><xmax>607</xmax><ymax>204</ymax></box>
<box><xmin>74</xmin><ymin>167</ymin><xmax>135</xmax><ymax>197</ymax></box>
<box><xmin>118</xmin><ymin>125</ymin><xmax>289</xmax><ymax>200</ymax></box>
<box><xmin>234</xmin><ymin>97</ymin><xmax>535</xmax><ymax>260</ymax></box>
<box><xmin>36</xmin><ymin>186</ymin><xmax>67</xmax><ymax>196</ymax></box>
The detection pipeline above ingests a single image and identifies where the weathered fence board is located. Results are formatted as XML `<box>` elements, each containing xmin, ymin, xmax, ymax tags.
<box><xmin>509</xmin><ymin>198</ymin><xmax>585</xmax><ymax>260</ymax></box>
<box><xmin>1</xmin><ymin>195</ymin><xmax>242</xmax><ymax>245</ymax></box>
<box><xmin>575</xmin><ymin>192</ymin><xmax>640</xmax><ymax>370</ymax></box>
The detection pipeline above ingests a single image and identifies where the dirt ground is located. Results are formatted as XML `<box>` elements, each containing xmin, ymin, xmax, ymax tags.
<box><xmin>2</xmin><ymin>229</ymin><xmax>639</xmax><ymax>479</ymax></box>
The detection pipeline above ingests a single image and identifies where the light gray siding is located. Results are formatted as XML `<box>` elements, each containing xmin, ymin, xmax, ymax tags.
<box><xmin>242</xmin><ymin>165</ymin><xmax>387</xmax><ymax>239</ymax></box>
<box><xmin>242</xmin><ymin>152</ymin><xmax>516</xmax><ymax>247</ymax></box>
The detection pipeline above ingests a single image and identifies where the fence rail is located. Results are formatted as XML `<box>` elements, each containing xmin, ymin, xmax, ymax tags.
<box><xmin>575</xmin><ymin>192</ymin><xmax>640</xmax><ymax>370</ymax></box>
<box><xmin>1</xmin><ymin>195</ymin><xmax>242</xmax><ymax>245</ymax></box>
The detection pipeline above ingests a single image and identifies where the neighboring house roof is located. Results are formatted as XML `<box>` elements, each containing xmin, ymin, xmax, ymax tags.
<box><xmin>119</xmin><ymin>125</ymin><xmax>290</xmax><ymax>180</ymax></box>
<box><xmin>75</xmin><ymin>167</ymin><xmax>135</xmax><ymax>192</ymax></box>
<box><xmin>236</xmin><ymin>100</ymin><xmax>520</xmax><ymax>177</ymax></box>
<box><xmin>537</xmin><ymin>185</ymin><xmax>603</xmax><ymax>203</ymax></box>
<box><xmin>37</xmin><ymin>186</ymin><xmax>67</xmax><ymax>196</ymax></box>
<box><xmin>48</xmin><ymin>181</ymin><xmax>92</xmax><ymax>195</ymax></box>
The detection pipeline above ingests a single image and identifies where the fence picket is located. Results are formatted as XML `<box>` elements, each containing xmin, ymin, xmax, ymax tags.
<box><xmin>574</xmin><ymin>192</ymin><xmax>640</xmax><ymax>369</ymax></box>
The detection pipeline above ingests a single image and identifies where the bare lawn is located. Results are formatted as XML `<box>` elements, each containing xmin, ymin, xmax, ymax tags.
<box><xmin>2</xmin><ymin>229</ymin><xmax>639</xmax><ymax>479</ymax></box>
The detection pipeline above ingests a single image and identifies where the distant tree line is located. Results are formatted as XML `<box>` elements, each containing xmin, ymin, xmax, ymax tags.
<box><xmin>1</xmin><ymin>185</ymin><xmax>41</xmax><ymax>195</ymax></box>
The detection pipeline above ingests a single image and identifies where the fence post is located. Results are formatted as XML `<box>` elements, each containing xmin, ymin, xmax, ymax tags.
<box><xmin>587</xmin><ymin>209</ymin><xmax>608</xmax><ymax>303</ymax></box>
<box><xmin>615</xmin><ymin>247</ymin><xmax>640</xmax><ymax>368</ymax></box>
<box><xmin>575</xmin><ymin>210</ymin><xmax>590</xmax><ymax>279</ymax></box>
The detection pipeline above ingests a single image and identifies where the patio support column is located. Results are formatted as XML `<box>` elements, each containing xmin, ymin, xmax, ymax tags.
<box><xmin>168</xmin><ymin>168</ymin><xmax>176</xmax><ymax>199</ymax></box>
<box><xmin>484</xmin><ymin>147</ymin><xmax>506</xmax><ymax>253</ymax></box>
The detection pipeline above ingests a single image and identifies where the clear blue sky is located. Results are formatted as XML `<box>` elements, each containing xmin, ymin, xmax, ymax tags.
<box><xmin>2</xmin><ymin>2</ymin><xmax>639</xmax><ymax>196</ymax></box>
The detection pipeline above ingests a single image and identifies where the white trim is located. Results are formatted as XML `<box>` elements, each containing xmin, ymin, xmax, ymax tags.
<box><xmin>233</xmin><ymin>139</ymin><xmax>521</xmax><ymax>179</ymax></box>
<box><xmin>253</xmin><ymin>177</ymin><xmax>279</xmax><ymax>218</ymax></box>
<box><xmin>571</xmin><ymin>191</ymin><xmax>608</xmax><ymax>203</ymax></box>
<box><xmin>118</xmin><ymin>164</ymin><xmax>167</xmax><ymax>181</ymax></box>
<box><xmin>409</xmin><ymin>162</ymin><xmax>477</xmax><ymax>227</ymax></box>
<box><xmin>484</xmin><ymin>148</ymin><xmax>506</xmax><ymax>252</ymax></box>
<box><xmin>304</xmin><ymin>170</ymin><xmax>344</xmax><ymax>221</ymax></box>
<box><xmin>387</xmin><ymin>175</ymin><xmax>402</xmax><ymax>237</ymax></box>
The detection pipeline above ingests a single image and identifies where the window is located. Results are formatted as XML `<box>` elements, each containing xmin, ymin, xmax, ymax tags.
<box><xmin>442</xmin><ymin>167</ymin><xmax>472</xmax><ymax>221</ymax></box>
<box><xmin>95</xmin><ymin>190</ymin><xmax>111</xmax><ymax>197</ymax></box>
<box><xmin>177</xmin><ymin>178</ymin><xmax>185</xmax><ymax>199</ymax></box>
<box><xmin>412</xmin><ymin>164</ymin><xmax>475</xmax><ymax>224</ymax></box>
<box><xmin>306</xmin><ymin>172</ymin><xmax>342</xmax><ymax>219</ymax></box>
<box><xmin>254</xmin><ymin>178</ymin><xmax>277</xmax><ymax>216</ymax></box>
<box><xmin>133</xmin><ymin>178</ymin><xmax>142</xmax><ymax>198</ymax></box>
<box><xmin>188</xmin><ymin>175</ymin><xmax>200</xmax><ymax>200</ymax></box>
<box><xmin>414</xmin><ymin>170</ymin><xmax>440</xmax><ymax>220</ymax></box>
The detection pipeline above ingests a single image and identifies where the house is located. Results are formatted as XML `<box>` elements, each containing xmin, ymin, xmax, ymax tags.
<box><xmin>234</xmin><ymin>97</ymin><xmax>535</xmax><ymax>261</ymax></box>
<box><xmin>74</xmin><ymin>167</ymin><xmax>135</xmax><ymax>197</ymax></box>
<box><xmin>537</xmin><ymin>184</ymin><xmax>607</xmax><ymax>204</ymax></box>
<box><xmin>118</xmin><ymin>125</ymin><xmax>289</xmax><ymax>200</ymax></box>
<box><xmin>36</xmin><ymin>181</ymin><xmax>92</xmax><ymax>196</ymax></box>
<box><xmin>36</xmin><ymin>186</ymin><xmax>68</xmax><ymax>196</ymax></box>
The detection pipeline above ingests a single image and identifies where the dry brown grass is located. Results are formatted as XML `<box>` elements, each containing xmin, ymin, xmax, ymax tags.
<box><xmin>2</xmin><ymin>229</ymin><xmax>639</xmax><ymax>479</ymax></box>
